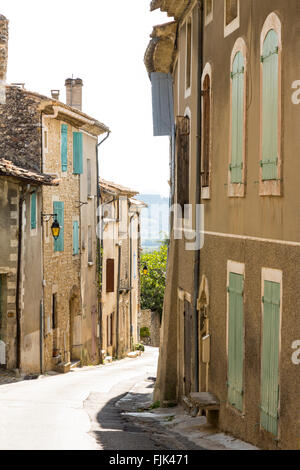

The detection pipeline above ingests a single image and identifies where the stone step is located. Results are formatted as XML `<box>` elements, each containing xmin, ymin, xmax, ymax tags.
<box><xmin>54</xmin><ymin>362</ymin><xmax>71</xmax><ymax>374</ymax></box>
<box><xmin>70</xmin><ymin>361</ymin><xmax>81</xmax><ymax>369</ymax></box>
<box><xmin>189</xmin><ymin>392</ymin><xmax>220</xmax><ymax>410</ymax></box>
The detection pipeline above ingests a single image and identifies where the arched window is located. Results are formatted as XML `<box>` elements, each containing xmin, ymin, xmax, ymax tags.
<box><xmin>228</xmin><ymin>39</ymin><xmax>247</xmax><ymax>198</ymax></box>
<box><xmin>230</xmin><ymin>51</ymin><xmax>245</xmax><ymax>184</ymax></box>
<box><xmin>261</xmin><ymin>29</ymin><xmax>279</xmax><ymax>181</ymax></box>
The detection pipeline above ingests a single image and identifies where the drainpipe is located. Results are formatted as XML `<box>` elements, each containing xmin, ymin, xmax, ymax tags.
<box><xmin>96</xmin><ymin>131</ymin><xmax>110</xmax><ymax>362</ymax></box>
<box><xmin>192</xmin><ymin>0</ymin><xmax>203</xmax><ymax>393</ymax></box>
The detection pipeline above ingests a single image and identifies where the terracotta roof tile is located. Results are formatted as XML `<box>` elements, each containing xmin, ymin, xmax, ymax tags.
<box><xmin>0</xmin><ymin>158</ymin><xmax>59</xmax><ymax>185</ymax></box>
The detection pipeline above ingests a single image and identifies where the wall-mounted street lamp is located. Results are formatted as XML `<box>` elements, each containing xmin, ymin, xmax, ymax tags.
<box><xmin>143</xmin><ymin>265</ymin><xmax>148</xmax><ymax>276</ymax></box>
<box><xmin>41</xmin><ymin>213</ymin><xmax>61</xmax><ymax>240</ymax></box>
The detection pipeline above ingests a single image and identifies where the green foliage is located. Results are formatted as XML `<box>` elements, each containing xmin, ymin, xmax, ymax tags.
<box><xmin>133</xmin><ymin>343</ymin><xmax>145</xmax><ymax>352</ymax></box>
<box><xmin>140</xmin><ymin>327</ymin><xmax>150</xmax><ymax>338</ymax></box>
<box><xmin>150</xmin><ymin>401</ymin><xmax>161</xmax><ymax>410</ymax></box>
<box><xmin>140</xmin><ymin>244</ymin><xmax>167</xmax><ymax>318</ymax></box>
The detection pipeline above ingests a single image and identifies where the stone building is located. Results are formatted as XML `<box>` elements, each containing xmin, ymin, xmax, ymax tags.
<box><xmin>145</xmin><ymin>0</ymin><xmax>300</xmax><ymax>450</ymax></box>
<box><xmin>0</xmin><ymin>158</ymin><xmax>58</xmax><ymax>373</ymax></box>
<box><xmin>100</xmin><ymin>180</ymin><xmax>146</xmax><ymax>359</ymax></box>
<box><xmin>0</xmin><ymin>13</ymin><xmax>110</xmax><ymax>372</ymax></box>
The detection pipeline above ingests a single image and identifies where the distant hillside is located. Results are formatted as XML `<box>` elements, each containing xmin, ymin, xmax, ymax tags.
<box><xmin>137</xmin><ymin>194</ymin><xmax>170</xmax><ymax>252</ymax></box>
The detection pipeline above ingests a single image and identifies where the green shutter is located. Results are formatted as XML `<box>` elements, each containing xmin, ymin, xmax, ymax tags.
<box><xmin>73</xmin><ymin>221</ymin><xmax>79</xmax><ymax>255</ymax></box>
<box><xmin>230</xmin><ymin>52</ymin><xmax>244</xmax><ymax>184</ymax></box>
<box><xmin>53</xmin><ymin>201</ymin><xmax>64</xmax><ymax>252</ymax></box>
<box><xmin>61</xmin><ymin>124</ymin><xmax>68</xmax><ymax>172</ymax></box>
<box><xmin>261</xmin><ymin>281</ymin><xmax>280</xmax><ymax>436</ymax></box>
<box><xmin>73</xmin><ymin>132</ymin><xmax>83</xmax><ymax>174</ymax></box>
<box><xmin>31</xmin><ymin>192</ymin><xmax>37</xmax><ymax>230</ymax></box>
<box><xmin>261</xmin><ymin>30</ymin><xmax>279</xmax><ymax>181</ymax></box>
<box><xmin>227</xmin><ymin>272</ymin><xmax>244</xmax><ymax>411</ymax></box>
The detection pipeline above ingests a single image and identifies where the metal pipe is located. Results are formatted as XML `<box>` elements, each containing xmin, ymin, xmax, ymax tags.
<box><xmin>129</xmin><ymin>214</ymin><xmax>135</xmax><ymax>350</ymax></box>
<box><xmin>116</xmin><ymin>244</ymin><xmax>121</xmax><ymax>358</ymax></box>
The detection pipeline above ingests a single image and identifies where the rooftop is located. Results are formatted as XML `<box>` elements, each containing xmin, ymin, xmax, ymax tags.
<box><xmin>0</xmin><ymin>158</ymin><xmax>59</xmax><ymax>186</ymax></box>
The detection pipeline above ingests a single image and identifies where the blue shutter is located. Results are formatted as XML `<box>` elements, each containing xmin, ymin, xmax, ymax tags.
<box><xmin>73</xmin><ymin>221</ymin><xmax>79</xmax><ymax>255</ymax></box>
<box><xmin>53</xmin><ymin>201</ymin><xmax>64</xmax><ymax>252</ymax></box>
<box><xmin>73</xmin><ymin>132</ymin><xmax>83</xmax><ymax>174</ymax></box>
<box><xmin>31</xmin><ymin>192</ymin><xmax>37</xmax><ymax>230</ymax></box>
<box><xmin>151</xmin><ymin>72</ymin><xmax>174</xmax><ymax>136</ymax></box>
<box><xmin>227</xmin><ymin>272</ymin><xmax>244</xmax><ymax>412</ymax></box>
<box><xmin>61</xmin><ymin>124</ymin><xmax>68</xmax><ymax>172</ymax></box>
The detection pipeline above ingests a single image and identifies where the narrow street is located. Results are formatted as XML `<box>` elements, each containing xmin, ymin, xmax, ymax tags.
<box><xmin>0</xmin><ymin>347</ymin><xmax>201</xmax><ymax>451</ymax></box>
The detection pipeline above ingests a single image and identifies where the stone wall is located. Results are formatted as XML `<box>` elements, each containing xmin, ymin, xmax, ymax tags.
<box><xmin>138</xmin><ymin>309</ymin><xmax>160</xmax><ymax>347</ymax></box>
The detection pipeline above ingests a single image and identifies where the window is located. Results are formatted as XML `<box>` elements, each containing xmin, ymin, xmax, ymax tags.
<box><xmin>53</xmin><ymin>201</ymin><xmax>64</xmax><ymax>252</ymax></box>
<box><xmin>30</xmin><ymin>192</ymin><xmax>37</xmax><ymax>230</ymax></box>
<box><xmin>61</xmin><ymin>124</ymin><xmax>68</xmax><ymax>172</ymax></box>
<box><xmin>261</xmin><ymin>268</ymin><xmax>282</xmax><ymax>436</ymax></box>
<box><xmin>227</xmin><ymin>262</ymin><xmax>244</xmax><ymax>412</ymax></box>
<box><xmin>73</xmin><ymin>221</ymin><xmax>79</xmax><ymax>255</ymax></box>
<box><xmin>88</xmin><ymin>225</ymin><xmax>93</xmax><ymax>263</ymax></box>
<box><xmin>176</xmin><ymin>115</ymin><xmax>190</xmax><ymax>208</ymax></box>
<box><xmin>52</xmin><ymin>293</ymin><xmax>57</xmax><ymax>330</ymax></box>
<box><xmin>106</xmin><ymin>259</ymin><xmax>115</xmax><ymax>293</ymax></box>
<box><xmin>201</xmin><ymin>72</ymin><xmax>211</xmax><ymax>194</ymax></box>
<box><xmin>73</xmin><ymin>132</ymin><xmax>83</xmax><ymax>174</ymax></box>
<box><xmin>87</xmin><ymin>159</ymin><xmax>92</xmax><ymax>197</ymax></box>
<box><xmin>186</xmin><ymin>19</ymin><xmax>192</xmax><ymax>91</ymax></box>
<box><xmin>224</xmin><ymin>0</ymin><xmax>240</xmax><ymax>37</ymax></box>
<box><xmin>205</xmin><ymin>0</ymin><xmax>213</xmax><ymax>25</ymax></box>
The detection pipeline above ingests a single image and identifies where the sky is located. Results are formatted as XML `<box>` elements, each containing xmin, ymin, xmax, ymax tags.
<box><xmin>1</xmin><ymin>0</ymin><xmax>170</xmax><ymax>197</ymax></box>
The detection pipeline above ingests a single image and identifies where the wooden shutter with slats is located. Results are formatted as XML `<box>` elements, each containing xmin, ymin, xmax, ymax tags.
<box><xmin>261</xmin><ymin>281</ymin><xmax>280</xmax><ymax>436</ymax></box>
<box><xmin>202</xmin><ymin>75</ymin><xmax>211</xmax><ymax>188</ymax></box>
<box><xmin>61</xmin><ymin>124</ymin><xmax>68</xmax><ymax>172</ymax></box>
<box><xmin>230</xmin><ymin>52</ymin><xmax>244</xmax><ymax>184</ymax></box>
<box><xmin>176</xmin><ymin>116</ymin><xmax>190</xmax><ymax>208</ymax></box>
<box><xmin>73</xmin><ymin>132</ymin><xmax>83</xmax><ymax>175</ymax></box>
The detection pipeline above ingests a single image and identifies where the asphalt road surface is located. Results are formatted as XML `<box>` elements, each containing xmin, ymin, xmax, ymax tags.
<box><xmin>0</xmin><ymin>347</ymin><xmax>201</xmax><ymax>450</ymax></box>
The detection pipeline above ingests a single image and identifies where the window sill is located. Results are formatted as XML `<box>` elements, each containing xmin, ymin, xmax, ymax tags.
<box><xmin>88</xmin><ymin>262</ymin><xmax>94</xmax><ymax>267</ymax></box>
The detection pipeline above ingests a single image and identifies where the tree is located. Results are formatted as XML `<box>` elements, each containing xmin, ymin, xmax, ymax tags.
<box><xmin>140</xmin><ymin>244</ymin><xmax>167</xmax><ymax>319</ymax></box>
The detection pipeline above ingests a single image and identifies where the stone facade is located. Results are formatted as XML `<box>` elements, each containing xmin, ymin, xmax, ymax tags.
<box><xmin>138</xmin><ymin>309</ymin><xmax>161</xmax><ymax>347</ymax></box>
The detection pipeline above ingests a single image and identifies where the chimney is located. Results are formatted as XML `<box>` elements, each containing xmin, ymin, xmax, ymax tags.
<box><xmin>65</xmin><ymin>78</ymin><xmax>83</xmax><ymax>111</ymax></box>
<box><xmin>51</xmin><ymin>89</ymin><xmax>60</xmax><ymax>100</ymax></box>
<box><xmin>0</xmin><ymin>15</ymin><xmax>9</xmax><ymax>104</ymax></box>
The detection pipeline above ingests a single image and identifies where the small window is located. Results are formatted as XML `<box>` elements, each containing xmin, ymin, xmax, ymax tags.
<box><xmin>224</xmin><ymin>0</ymin><xmax>240</xmax><ymax>37</ymax></box>
<box><xmin>30</xmin><ymin>192</ymin><xmax>37</xmax><ymax>230</ymax></box>
<box><xmin>87</xmin><ymin>159</ymin><xmax>92</xmax><ymax>197</ymax></box>
<box><xmin>186</xmin><ymin>19</ymin><xmax>192</xmax><ymax>91</ymax></box>
<box><xmin>205</xmin><ymin>0</ymin><xmax>213</xmax><ymax>25</ymax></box>
<box><xmin>52</xmin><ymin>293</ymin><xmax>57</xmax><ymax>330</ymax></box>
